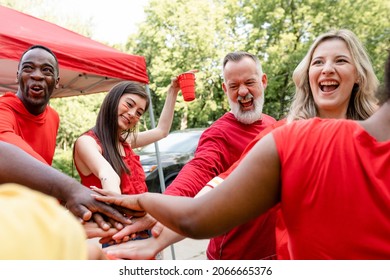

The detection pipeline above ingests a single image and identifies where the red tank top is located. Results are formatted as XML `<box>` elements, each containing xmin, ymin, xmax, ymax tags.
<box><xmin>77</xmin><ymin>130</ymin><xmax>148</xmax><ymax>195</ymax></box>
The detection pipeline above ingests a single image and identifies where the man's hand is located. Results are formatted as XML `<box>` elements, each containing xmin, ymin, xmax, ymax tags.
<box><xmin>64</xmin><ymin>185</ymin><xmax>136</xmax><ymax>229</ymax></box>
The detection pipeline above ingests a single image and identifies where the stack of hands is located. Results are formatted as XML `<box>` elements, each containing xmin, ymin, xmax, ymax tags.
<box><xmin>84</xmin><ymin>187</ymin><xmax>162</xmax><ymax>260</ymax></box>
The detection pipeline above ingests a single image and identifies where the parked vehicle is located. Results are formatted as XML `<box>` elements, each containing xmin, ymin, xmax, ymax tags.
<box><xmin>136</xmin><ymin>128</ymin><xmax>205</xmax><ymax>193</ymax></box>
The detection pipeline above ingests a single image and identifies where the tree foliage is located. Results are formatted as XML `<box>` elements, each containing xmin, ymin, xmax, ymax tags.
<box><xmin>50</xmin><ymin>93</ymin><xmax>106</xmax><ymax>151</ymax></box>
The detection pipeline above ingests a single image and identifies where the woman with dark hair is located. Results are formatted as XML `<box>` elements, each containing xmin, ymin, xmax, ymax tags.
<box><xmin>73</xmin><ymin>76</ymin><xmax>182</xmax><ymax>196</ymax></box>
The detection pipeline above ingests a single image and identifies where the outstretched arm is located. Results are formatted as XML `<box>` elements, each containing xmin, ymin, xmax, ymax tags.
<box><xmin>74</xmin><ymin>135</ymin><xmax>121</xmax><ymax>194</ymax></box>
<box><xmin>94</xmin><ymin>133</ymin><xmax>281</xmax><ymax>239</ymax></box>
<box><xmin>0</xmin><ymin>141</ymin><xmax>131</xmax><ymax>225</ymax></box>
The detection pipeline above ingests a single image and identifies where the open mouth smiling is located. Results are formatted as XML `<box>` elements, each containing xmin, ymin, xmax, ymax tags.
<box><xmin>29</xmin><ymin>84</ymin><xmax>44</xmax><ymax>94</ymax></box>
<box><xmin>319</xmin><ymin>80</ymin><xmax>339</xmax><ymax>92</ymax></box>
<box><xmin>238</xmin><ymin>94</ymin><xmax>254</xmax><ymax>108</ymax></box>
<box><xmin>240</xmin><ymin>98</ymin><xmax>253</xmax><ymax>108</ymax></box>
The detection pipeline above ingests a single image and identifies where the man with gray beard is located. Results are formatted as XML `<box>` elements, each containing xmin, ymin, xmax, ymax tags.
<box><xmin>165</xmin><ymin>51</ymin><xmax>274</xmax><ymax>199</ymax></box>
<box><xmin>95</xmin><ymin>51</ymin><xmax>276</xmax><ymax>260</ymax></box>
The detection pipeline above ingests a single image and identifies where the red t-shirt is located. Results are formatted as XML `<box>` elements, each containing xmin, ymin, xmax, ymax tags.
<box><xmin>216</xmin><ymin>119</ymin><xmax>287</xmax><ymax>181</ymax></box>
<box><xmin>203</xmin><ymin>119</ymin><xmax>286</xmax><ymax>260</ymax></box>
<box><xmin>165</xmin><ymin>112</ymin><xmax>276</xmax><ymax>259</ymax></box>
<box><xmin>75</xmin><ymin>130</ymin><xmax>147</xmax><ymax>195</ymax></box>
<box><xmin>206</xmin><ymin>119</ymin><xmax>288</xmax><ymax>259</ymax></box>
<box><xmin>273</xmin><ymin>118</ymin><xmax>390</xmax><ymax>259</ymax></box>
<box><xmin>0</xmin><ymin>92</ymin><xmax>59</xmax><ymax>165</ymax></box>
<box><xmin>165</xmin><ymin>112</ymin><xmax>276</xmax><ymax>197</ymax></box>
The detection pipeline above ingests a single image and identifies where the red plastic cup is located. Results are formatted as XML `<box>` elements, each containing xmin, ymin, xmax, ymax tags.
<box><xmin>177</xmin><ymin>72</ymin><xmax>196</xmax><ymax>102</ymax></box>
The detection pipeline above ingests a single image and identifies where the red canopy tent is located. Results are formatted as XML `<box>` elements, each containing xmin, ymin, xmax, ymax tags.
<box><xmin>0</xmin><ymin>5</ymin><xmax>149</xmax><ymax>97</ymax></box>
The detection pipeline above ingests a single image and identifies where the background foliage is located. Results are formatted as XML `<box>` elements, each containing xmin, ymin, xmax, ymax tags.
<box><xmin>2</xmin><ymin>0</ymin><xmax>389</xmax><ymax>177</ymax></box>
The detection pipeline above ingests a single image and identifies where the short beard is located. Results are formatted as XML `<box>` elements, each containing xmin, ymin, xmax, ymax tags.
<box><xmin>229</xmin><ymin>94</ymin><xmax>264</xmax><ymax>125</ymax></box>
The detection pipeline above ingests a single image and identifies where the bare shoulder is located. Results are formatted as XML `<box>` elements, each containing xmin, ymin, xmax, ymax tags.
<box><xmin>75</xmin><ymin>134</ymin><xmax>97</xmax><ymax>147</ymax></box>
<box><xmin>74</xmin><ymin>135</ymin><xmax>102</xmax><ymax>154</ymax></box>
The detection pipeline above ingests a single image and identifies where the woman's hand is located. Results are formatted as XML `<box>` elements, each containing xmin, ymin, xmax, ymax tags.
<box><xmin>91</xmin><ymin>186</ymin><xmax>146</xmax><ymax>217</ymax></box>
<box><xmin>169</xmin><ymin>69</ymin><xmax>198</xmax><ymax>95</ymax></box>
<box><xmin>103</xmin><ymin>237</ymin><xmax>160</xmax><ymax>260</ymax></box>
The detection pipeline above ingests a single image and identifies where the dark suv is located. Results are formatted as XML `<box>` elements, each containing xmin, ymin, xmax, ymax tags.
<box><xmin>136</xmin><ymin>128</ymin><xmax>205</xmax><ymax>193</ymax></box>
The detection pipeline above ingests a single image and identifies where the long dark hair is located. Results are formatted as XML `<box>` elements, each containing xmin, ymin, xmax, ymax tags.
<box><xmin>94</xmin><ymin>81</ymin><xmax>149</xmax><ymax>175</ymax></box>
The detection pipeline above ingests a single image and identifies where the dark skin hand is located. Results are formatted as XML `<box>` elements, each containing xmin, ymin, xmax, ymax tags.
<box><xmin>0</xmin><ymin>141</ymin><xmax>141</xmax><ymax>228</ymax></box>
<box><xmin>61</xmin><ymin>184</ymin><xmax>146</xmax><ymax>229</ymax></box>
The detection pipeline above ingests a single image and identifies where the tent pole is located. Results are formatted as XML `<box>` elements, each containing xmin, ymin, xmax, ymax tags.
<box><xmin>145</xmin><ymin>85</ymin><xmax>167</xmax><ymax>194</ymax></box>
<box><xmin>145</xmin><ymin>85</ymin><xmax>176</xmax><ymax>260</ymax></box>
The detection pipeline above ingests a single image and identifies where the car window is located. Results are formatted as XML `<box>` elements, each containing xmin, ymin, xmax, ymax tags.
<box><xmin>139</xmin><ymin>131</ymin><xmax>202</xmax><ymax>154</ymax></box>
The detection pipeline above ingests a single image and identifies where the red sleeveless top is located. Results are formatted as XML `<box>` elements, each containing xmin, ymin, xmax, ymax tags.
<box><xmin>76</xmin><ymin>130</ymin><xmax>148</xmax><ymax>195</ymax></box>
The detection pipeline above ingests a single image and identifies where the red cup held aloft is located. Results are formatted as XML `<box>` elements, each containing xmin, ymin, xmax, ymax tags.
<box><xmin>177</xmin><ymin>72</ymin><xmax>196</xmax><ymax>102</ymax></box>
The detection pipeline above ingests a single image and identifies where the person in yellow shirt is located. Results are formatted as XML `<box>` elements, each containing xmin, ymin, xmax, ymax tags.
<box><xmin>0</xmin><ymin>183</ymin><xmax>106</xmax><ymax>260</ymax></box>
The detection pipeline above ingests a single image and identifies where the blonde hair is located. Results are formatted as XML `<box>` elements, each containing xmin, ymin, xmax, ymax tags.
<box><xmin>287</xmin><ymin>29</ymin><xmax>379</xmax><ymax>122</ymax></box>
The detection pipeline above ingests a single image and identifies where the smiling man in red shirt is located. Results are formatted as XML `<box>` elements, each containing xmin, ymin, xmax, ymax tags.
<box><xmin>0</xmin><ymin>45</ymin><xmax>60</xmax><ymax>165</ymax></box>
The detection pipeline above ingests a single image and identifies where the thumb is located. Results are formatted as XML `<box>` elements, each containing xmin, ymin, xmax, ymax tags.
<box><xmin>67</xmin><ymin>202</ymin><xmax>92</xmax><ymax>221</ymax></box>
<box><xmin>80</xmin><ymin>208</ymin><xmax>92</xmax><ymax>221</ymax></box>
<box><xmin>151</xmin><ymin>222</ymin><xmax>164</xmax><ymax>238</ymax></box>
